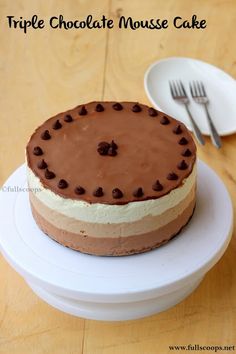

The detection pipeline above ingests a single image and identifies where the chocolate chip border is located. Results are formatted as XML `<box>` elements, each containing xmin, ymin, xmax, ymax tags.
<box><xmin>31</xmin><ymin>102</ymin><xmax>195</xmax><ymax>201</ymax></box>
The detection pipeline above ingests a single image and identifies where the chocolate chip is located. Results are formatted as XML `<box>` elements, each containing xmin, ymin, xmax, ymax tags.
<box><xmin>133</xmin><ymin>187</ymin><xmax>144</xmax><ymax>198</ymax></box>
<box><xmin>148</xmin><ymin>107</ymin><xmax>158</xmax><ymax>117</ymax></box>
<box><xmin>167</xmin><ymin>172</ymin><xmax>178</xmax><ymax>180</ymax></box>
<box><xmin>177</xmin><ymin>160</ymin><xmax>188</xmax><ymax>170</ymax></box>
<box><xmin>179</xmin><ymin>137</ymin><xmax>188</xmax><ymax>145</ymax></box>
<box><xmin>53</xmin><ymin>119</ymin><xmax>62</xmax><ymax>130</ymax></box>
<box><xmin>79</xmin><ymin>106</ymin><xmax>87</xmax><ymax>116</ymax></box>
<box><xmin>152</xmin><ymin>180</ymin><xmax>163</xmax><ymax>191</ymax></box>
<box><xmin>37</xmin><ymin>159</ymin><xmax>47</xmax><ymax>169</ymax></box>
<box><xmin>45</xmin><ymin>168</ymin><xmax>55</xmax><ymax>179</ymax></box>
<box><xmin>95</xmin><ymin>103</ymin><xmax>104</xmax><ymax>112</ymax></box>
<box><xmin>98</xmin><ymin>141</ymin><xmax>110</xmax><ymax>149</ymax></box>
<box><xmin>93</xmin><ymin>187</ymin><xmax>103</xmax><ymax>197</ymax></box>
<box><xmin>111</xmin><ymin>140</ymin><xmax>118</xmax><ymax>150</ymax></box>
<box><xmin>97</xmin><ymin>147</ymin><xmax>108</xmax><ymax>156</ymax></box>
<box><xmin>160</xmin><ymin>116</ymin><xmax>170</xmax><ymax>125</ymax></box>
<box><xmin>112</xmin><ymin>103</ymin><xmax>123</xmax><ymax>111</ymax></box>
<box><xmin>58</xmin><ymin>179</ymin><xmax>68</xmax><ymax>189</ymax></box>
<box><xmin>33</xmin><ymin>146</ymin><xmax>43</xmax><ymax>156</ymax></box>
<box><xmin>173</xmin><ymin>125</ymin><xmax>182</xmax><ymax>134</ymax></box>
<box><xmin>112</xmin><ymin>188</ymin><xmax>123</xmax><ymax>199</ymax></box>
<box><xmin>97</xmin><ymin>140</ymin><xmax>118</xmax><ymax>156</ymax></box>
<box><xmin>108</xmin><ymin>147</ymin><xmax>117</xmax><ymax>156</ymax></box>
<box><xmin>182</xmin><ymin>148</ymin><xmax>192</xmax><ymax>157</ymax></box>
<box><xmin>41</xmin><ymin>130</ymin><xmax>51</xmax><ymax>140</ymax></box>
<box><xmin>64</xmin><ymin>114</ymin><xmax>73</xmax><ymax>122</ymax></box>
<box><xmin>97</xmin><ymin>141</ymin><xmax>110</xmax><ymax>155</ymax></box>
<box><xmin>75</xmin><ymin>186</ymin><xmax>85</xmax><ymax>195</ymax></box>
<box><xmin>132</xmin><ymin>104</ymin><xmax>142</xmax><ymax>112</ymax></box>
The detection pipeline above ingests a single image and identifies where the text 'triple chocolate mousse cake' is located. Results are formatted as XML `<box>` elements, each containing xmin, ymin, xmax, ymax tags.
<box><xmin>26</xmin><ymin>101</ymin><xmax>197</xmax><ymax>256</ymax></box>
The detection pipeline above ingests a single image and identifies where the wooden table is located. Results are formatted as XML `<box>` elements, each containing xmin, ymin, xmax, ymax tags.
<box><xmin>0</xmin><ymin>1</ymin><xmax>236</xmax><ymax>353</ymax></box>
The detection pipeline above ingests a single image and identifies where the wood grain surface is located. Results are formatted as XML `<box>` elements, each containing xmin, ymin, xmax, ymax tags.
<box><xmin>0</xmin><ymin>1</ymin><xmax>236</xmax><ymax>353</ymax></box>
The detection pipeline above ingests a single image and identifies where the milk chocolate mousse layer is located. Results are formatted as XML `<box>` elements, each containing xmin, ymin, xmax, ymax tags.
<box><xmin>26</xmin><ymin>101</ymin><xmax>197</xmax><ymax>256</ymax></box>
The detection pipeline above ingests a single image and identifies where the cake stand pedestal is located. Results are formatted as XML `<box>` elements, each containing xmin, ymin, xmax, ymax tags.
<box><xmin>0</xmin><ymin>161</ymin><xmax>233</xmax><ymax>321</ymax></box>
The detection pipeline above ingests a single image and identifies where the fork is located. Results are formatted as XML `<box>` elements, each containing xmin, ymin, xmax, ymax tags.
<box><xmin>190</xmin><ymin>81</ymin><xmax>222</xmax><ymax>149</ymax></box>
<box><xmin>169</xmin><ymin>81</ymin><xmax>205</xmax><ymax>145</ymax></box>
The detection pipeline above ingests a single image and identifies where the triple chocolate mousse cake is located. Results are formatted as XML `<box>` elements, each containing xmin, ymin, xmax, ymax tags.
<box><xmin>26</xmin><ymin>101</ymin><xmax>197</xmax><ymax>256</ymax></box>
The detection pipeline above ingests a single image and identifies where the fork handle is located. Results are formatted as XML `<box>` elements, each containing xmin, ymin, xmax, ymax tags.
<box><xmin>203</xmin><ymin>104</ymin><xmax>222</xmax><ymax>149</ymax></box>
<box><xmin>184</xmin><ymin>104</ymin><xmax>205</xmax><ymax>145</ymax></box>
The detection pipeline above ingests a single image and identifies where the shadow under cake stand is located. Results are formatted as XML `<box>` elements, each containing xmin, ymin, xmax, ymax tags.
<box><xmin>0</xmin><ymin>161</ymin><xmax>233</xmax><ymax>321</ymax></box>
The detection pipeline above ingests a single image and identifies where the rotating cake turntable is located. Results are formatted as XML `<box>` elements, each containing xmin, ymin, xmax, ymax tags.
<box><xmin>0</xmin><ymin>161</ymin><xmax>233</xmax><ymax>321</ymax></box>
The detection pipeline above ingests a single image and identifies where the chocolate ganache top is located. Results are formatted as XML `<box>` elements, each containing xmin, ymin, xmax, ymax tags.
<box><xmin>26</xmin><ymin>101</ymin><xmax>196</xmax><ymax>205</ymax></box>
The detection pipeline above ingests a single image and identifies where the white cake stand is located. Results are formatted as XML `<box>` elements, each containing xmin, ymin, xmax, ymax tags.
<box><xmin>0</xmin><ymin>161</ymin><xmax>233</xmax><ymax>321</ymax></box>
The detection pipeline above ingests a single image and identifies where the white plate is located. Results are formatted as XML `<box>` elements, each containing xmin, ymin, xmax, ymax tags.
<box><xmin>0</xmin><ymin>162</ymin><xmax>233</xmax><ymax>320</ymax></box>
<box><xmin>144</xmin><ymin>57</ymin><xmax>236</xmax><ymax>136</ymax></box>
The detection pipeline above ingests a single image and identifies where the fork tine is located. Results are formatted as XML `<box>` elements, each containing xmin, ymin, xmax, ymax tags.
<box><xmin>179</xmin><ymin>81</ymin><xmax>187</xmax><ymax>97</ymax></box>
<box><xmin>176</xmin><ymin>81</ymin><xmax>183</xmax><ymax>96</ymax></box>
<box><xmin>198</xmin><ymin>81</ymin><xmax>204</xmax><ymax>96</ymax></box>
<box><xmin>200</xmin><ymin>81</ymin><xmax>207</xmax><ymax>96</ymax></box>
<box><xmin>196</xmin><ymin>81</ymin><xmax>201</xmax><ymax>96</ymax></box>
<box><xmin>189</xmin><ymin>82</ymin><xmax>195</xmax><ymax>97</ymax></box>
<box><xmin>193</xmin><ymin>81</ymin><xmax>198</xmax><ymax>96</ymax></box>
<box><xmin>172</xmin><ymin>81</ymin><xmax>178</xmax><ymax>97</ymax></box>
<box><xmin>169</xmin><ymin>81</ymin><xmax>175</xmax><ymax>98</ymax></box>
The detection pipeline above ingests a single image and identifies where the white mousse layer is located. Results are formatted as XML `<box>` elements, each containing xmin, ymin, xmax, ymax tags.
<box><xmin>27</xmin><ymin>163</ymin><xmax>197</xmax><ymax>224</ymax></box>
